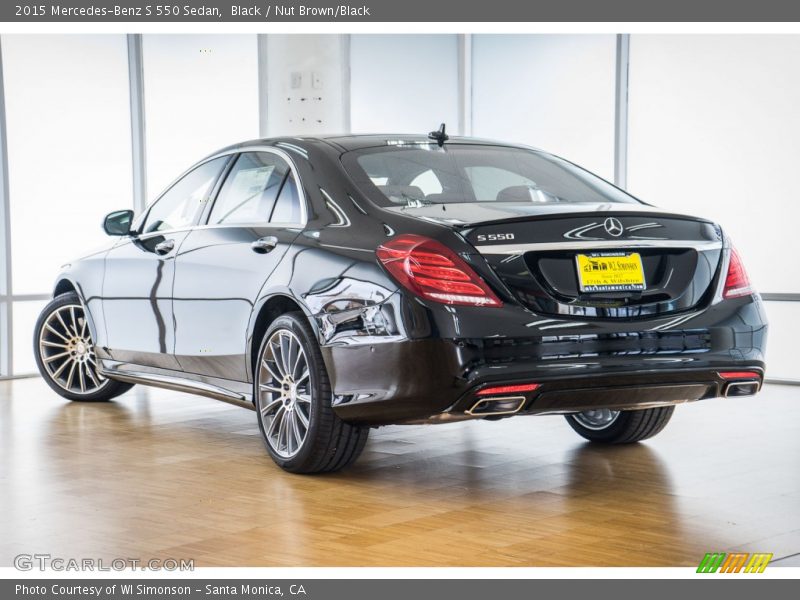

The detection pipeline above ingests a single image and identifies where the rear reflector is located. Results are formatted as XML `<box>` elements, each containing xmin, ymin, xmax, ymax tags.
<box><xmin>377</xmin><ymin>234</ymin><xmax>502</xmax><ymax>307</ymax></box>
<box><xmin>718</xmin><ymin>371</ymin><xmax>761</xmax><ymax>380</ymax></box>
<box><xmin>477</xmin><ymin>383</ymin><xmax>541</xmax><ymax>396</ymax></box>
<box><xmin>723</xmin><ymin>246</ymin><xmax>754</xmax><ymax>299</ymax></box>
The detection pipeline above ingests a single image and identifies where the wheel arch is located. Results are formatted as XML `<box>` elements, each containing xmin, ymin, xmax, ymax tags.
<box><xmin>53</xmin><ymin>278</ymin><xmax>78</xmax><ymax>297</ymax></box>
<box><xmin>247</xmin><ymin>292</ymin><xmax>319</xmax><ymax>380</ymax></box>
<box><xmin>51</xmin><ymin>277</ymin><xmax>102</xmax><ymax>349</ymax></box>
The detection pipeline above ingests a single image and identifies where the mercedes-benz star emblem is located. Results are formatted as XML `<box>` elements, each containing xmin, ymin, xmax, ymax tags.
<box><xmin>604</xmin><ymin>217</ymin><xmax>624</xmax><ymax>237</ymax></box>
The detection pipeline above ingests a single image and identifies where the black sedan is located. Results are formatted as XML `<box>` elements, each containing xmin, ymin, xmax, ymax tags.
<box><xmin>33</xmin><ymin>131</ymin><xmax>768</xmax><ymax>473</ymax></box>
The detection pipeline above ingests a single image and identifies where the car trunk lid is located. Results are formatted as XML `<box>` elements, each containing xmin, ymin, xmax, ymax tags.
<box><xmin>386</xmin><ymin>203</ymin><xmax>724</xmax><ymax>318</ymax></box>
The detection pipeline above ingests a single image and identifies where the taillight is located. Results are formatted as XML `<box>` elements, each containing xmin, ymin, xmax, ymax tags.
<box><xmin>376</xmin><ymin>234</ymin><xmax>503</xmax><ymax>307</ymax></box>
<box><xmin>723</xmin><ymin>246</ymin><xmax>754</xmax><ymax>299</ymax></box>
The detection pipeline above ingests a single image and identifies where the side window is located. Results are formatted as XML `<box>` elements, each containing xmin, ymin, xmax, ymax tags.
<box><xmin>269</xmin><ymin>172</ymin><xmax>302</xmax><ymax>223</ymax></box>
<box><xmin>209</xmin><ymin>152</ymin><xmax>290</xmax><ymax>225</ymax></box>
<box><xmin>142</xmin><ymin>157</ymin><xmax>227</xmax><ymax>234</ymax></box>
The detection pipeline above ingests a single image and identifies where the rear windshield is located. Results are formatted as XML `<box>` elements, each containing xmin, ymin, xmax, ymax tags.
<box><xmin>341</xmin><ymin>144</ymin><xmax>639</xmax><ymax>207</ymax></box>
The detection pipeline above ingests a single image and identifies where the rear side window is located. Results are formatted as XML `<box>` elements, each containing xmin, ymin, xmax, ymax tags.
<box><xmin>342</xmin><ymin>144</ymin><xmax>639</xmax><ymax>207</ymax></box>
<box><xmin>209</xmin><ymin>152</ymin><xmax>291</xmax><ymax>225</ymax></box>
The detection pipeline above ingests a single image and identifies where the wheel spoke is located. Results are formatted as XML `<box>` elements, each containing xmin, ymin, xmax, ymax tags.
<box><xmin>290</xmin><ymin>410</ymin><xmax>303</xmax><ymax>442</ymax></box>
<box><xmin>65</xmin><ymin>360</ymin><xmax>77</xmax><ymax>390</ymax></box>
<box><xmin>260</xmin><ymin>397</ymin><xmax>283</xmax><ymax>416</ymax></box>
<box><xmin>41</xmin><ymin>340</ymin><xmax>68</xmax><ymax>349</ymax></box>
<box><xmin>278</xmin><ymin>411</ymin><xmax>289</xmax><ymax>451</ymax></box>
<box><xmin>269</xmin><ymin>338</ymin><xmax>285</xmax><ymax>376</ymax></box>
<box><xmin>69</xmin><ymin>306</ymin><xmax>80</xmax><ymax>337</ymax></box>
<box><xmin>285</xmin><ymin>413</ymin><xmax>296</xmax><ymax>454</ymax></box>
<box><xmin>259</xmin><ymin>383</ymin><xmax>282</xmax><ymax>394</ymax></box>
<box><xmin>261</xmin><ymin>358</ymin><xmax>283</xmax><ymax>383</ymax></box>
<box><xmin>295</xmin><ymin>369</ymin><xmax>309</xmax><ymax>385</ymax></box>
<box><xmin>77</xmin><ymin>362</ymin><xmax>86</xmax><ymax>393</ymax></box>
<box><xmin>295</xmin><ymin>404</ymin><xmax>309</xmax><ymax>428</ymax></box>
<box><xmin>292</xmin><ymin>349</ymin><xmax>304</xmax><ymax>379</ymax></box>
<box><xmin>85</xmin><ymin>365</ymin><xmax>101</xmax><ymax>388</ymax></box>
<box><xmin>55</xmin><ymin>311</ymin><xmax>72</xmax><ymax>339</ymax></box>
<box><xmin>51</xmin><ymin>356</ymin><xmax>72</xmax><ymax>379</ymax></box>
<box><xmin>44</xmin><ymin>351</ymin><xmax>71</xmax><ymax>363</ymax></box>
<box><xmin>44</xmin><ymin>323</ymin><xmax>70</xmax><ymax>343</ymax></box>
<box><xmin>295</xmin><ymin>393</ymin><xmax>312</xmax><ymax>404</ymax></box>
<box><xmin>267</xmin><ymin>406</ymin><xmax>285</xmax><ymax>439</ymax></box>
<box><xmin>279</xmin><ymin>333</ymin><xmax>292</xmax><ymax>377</ymax></box>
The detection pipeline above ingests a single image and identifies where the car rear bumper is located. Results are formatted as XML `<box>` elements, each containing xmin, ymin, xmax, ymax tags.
<box><xmin>320</xmin><ymin>294</ymin><xmax>768</xmax><ymax>426</ymax></box>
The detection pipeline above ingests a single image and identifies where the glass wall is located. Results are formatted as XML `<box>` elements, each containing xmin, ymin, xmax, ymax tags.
<box><xmin>3</xmin><ymin>35</ymin><xmax>133</xmax><ymax>297</ymax></box>
<box><xmin>1</xmin><ymin>35</ymin><xmax>133</xmax><ymax>375</ymax></box>
<box><xmin>350</xmin><ymin>35</ymin><xmax>459</xmax><ymax>134</ymax></box>
<box><xmin>472</xmin><ymin>34</ymin><xmax>617</xmax><ymax>181</ymax></box>
<box><xmin>142</xmin><ymin>34</ymin><xmax>259</xmax><ymax>199</ymax></box>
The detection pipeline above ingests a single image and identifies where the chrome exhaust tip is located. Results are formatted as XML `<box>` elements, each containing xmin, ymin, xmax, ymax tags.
<box><xmin>466</xmin><ymin>395</ymin><xmax>526</xmax><ymax>417</ymax></box>
<box><xmin>724</xmin><ymin>381</ymin><xmax>760</xmax><ymax>397</ymax></box>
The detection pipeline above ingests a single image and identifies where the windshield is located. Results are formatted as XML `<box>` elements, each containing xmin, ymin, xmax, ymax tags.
<box><xmin>341</xmin><ymin>144</ymin><xmax>639</xmax><ymax>207</ymax></box>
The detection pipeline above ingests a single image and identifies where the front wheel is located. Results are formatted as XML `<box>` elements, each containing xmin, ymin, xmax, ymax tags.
<box><xmin>34</xmin><ymin>292</ymin><xmax>133</xmax><ymax>401</ymax></box>
<box><xmin>565</xmin><ymin>406</ymin><xmax>675</xmax><ymax>443</ymax></box>
<box><xmin>254</xmin><ymin>313</ymin><xmax>369</xmax><ymax>474</ymax></box>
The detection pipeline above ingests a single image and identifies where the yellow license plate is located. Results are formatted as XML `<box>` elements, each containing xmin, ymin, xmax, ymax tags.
<box><xmin>575</xmin><ymin>252</ymin><xmax>646</xmax><ymax>292</ymax></box>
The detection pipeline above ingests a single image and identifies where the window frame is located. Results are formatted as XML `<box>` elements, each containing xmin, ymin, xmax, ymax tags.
<box><xmin>201</xmin><ymin>147</ymin><xmax>309</xmax><ymax>229</ymax></box>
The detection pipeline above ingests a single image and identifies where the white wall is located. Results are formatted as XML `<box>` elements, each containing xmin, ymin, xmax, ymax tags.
<box><xmin>264</xmin><ymin>34</ymin><xmax>349</xmax><ymax>137</ymax></box>
<box><xmin>143</xmin><ymin>34</ymin><xmax>259</xmax><ymax>199</ymax></box>
<box><xmin>472</xmin><ymin>34</ymin><xmax>617</xmax><ymax>181</ymax></box>
<box><xmin>350</xmin><ymin>35</ymin><xmax>459</xmax><ymax>134</ymax></box>
<box><xmin>628</xmin><ymin>35</ymin><xmax>800</xmax><ymax>294</ymax></box>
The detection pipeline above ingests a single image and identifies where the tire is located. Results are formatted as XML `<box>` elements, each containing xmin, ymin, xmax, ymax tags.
<box><xmin>565</xmin><ymin>406</ymin><xmax>675</xmax><ymax>444</ymax></box>
<box><xmin>33</xmin><ymin>292</ymin><xmax>133</xmax><ymax>402</ymax></box>
<box><xmin>254</xmin><ymin>313</ymin><xmax>369</xmax><ymax>474</ymax></box>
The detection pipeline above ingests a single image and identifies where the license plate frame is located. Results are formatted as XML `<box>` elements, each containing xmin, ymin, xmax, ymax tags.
<box><xmin>575</xmin><ymin>252</ymin><xmax>646</xmax><ymax>293</ymax></box>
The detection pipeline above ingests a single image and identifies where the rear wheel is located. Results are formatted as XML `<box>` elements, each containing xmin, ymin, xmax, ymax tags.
<box><xmin>565</xmin><ymin>406</ymin><xmax>674</xmax><ymax>443</ymax></box>
<box><xmin>34</xmin><ymin>292</ymin><xmax>133</xmax><ymax>401</ymax></box>
<box><xmin>254</xmin><ymin>313</ymin><xmax>369</xmax><ymax>474</ymax></box>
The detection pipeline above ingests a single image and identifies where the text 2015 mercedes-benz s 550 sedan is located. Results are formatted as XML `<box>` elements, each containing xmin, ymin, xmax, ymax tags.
<box><xmin>33</xmin><ymin>131</ymin><xmax>768</xmax><ymax>473</ymax></box>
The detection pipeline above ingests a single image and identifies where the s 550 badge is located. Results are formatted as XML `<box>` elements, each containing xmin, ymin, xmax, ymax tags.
<box><xmin>476</xmin><ymin>233</ymin><xmax>515</xmax><ymax>242</ymax></box>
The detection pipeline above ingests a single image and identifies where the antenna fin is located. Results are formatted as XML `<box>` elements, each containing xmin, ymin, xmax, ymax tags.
<box><xmin>428</xmin><ymin>123</ymin><xmax>449</xmax><ymax>147</ymax></box>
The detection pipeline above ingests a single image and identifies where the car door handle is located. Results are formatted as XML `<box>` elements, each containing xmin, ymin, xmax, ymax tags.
<box><xmin>251</xmin><ymin>236</ymin><xmax>278</xmax><ymax>254</ymax></box>
<box><xmin>154</xmin><ymin>239</ymin><xmax>175</xmax><ymax>256</ymax></box>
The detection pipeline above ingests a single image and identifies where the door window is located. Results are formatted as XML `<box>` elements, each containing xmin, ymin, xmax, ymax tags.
<box><xmin>209</xmin><ymin>152</ymin><xmax>292</xmax><ymax>225</ymax></box>
<box><xmin>141</xmin><ymin>156</ymin><xmax>228</xmax><ymax>234</ymax></box>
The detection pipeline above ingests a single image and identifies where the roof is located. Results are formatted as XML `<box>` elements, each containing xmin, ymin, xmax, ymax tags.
<box><xmin>224</xmin><ymin>134</ymin><xmax>531</xmax><ymax>154</ymax></box>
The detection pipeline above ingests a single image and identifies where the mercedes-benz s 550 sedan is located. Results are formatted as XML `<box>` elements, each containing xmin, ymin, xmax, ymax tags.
<box><xmin>34</xmin><ymin>130</ymin><xmax>768</xmax><ymax>473</ymax></box>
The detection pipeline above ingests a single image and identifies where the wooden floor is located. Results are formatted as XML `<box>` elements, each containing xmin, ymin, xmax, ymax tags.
<box><xmin>0</xmin><ymin>377</ymin><xmax>798</xmax><ymax>567</ymax></box>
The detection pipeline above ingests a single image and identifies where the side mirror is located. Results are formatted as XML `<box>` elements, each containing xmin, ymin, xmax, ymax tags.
<box><xmin>103</xmin><ymin>210</ymin><xmax>134</xmax><ymax>236</ymax></box>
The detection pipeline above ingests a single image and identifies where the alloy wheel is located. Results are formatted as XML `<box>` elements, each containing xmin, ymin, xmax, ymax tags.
<box><xmin>38</xmin><ymin>304</ymin><xmax>108</xmax><ymax>395</ymax></box>
<box><xmin>572</xmin><ymin>408</ymin><xmax>621</xmax><ymax>431</ymax></box>
<box><xmin>257</xmin><ymin>329</ymin><xmax>312</xmax><ymax>459</ymax></box>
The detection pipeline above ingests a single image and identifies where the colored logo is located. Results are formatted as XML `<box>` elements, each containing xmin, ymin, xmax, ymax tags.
<box><xmin>697</xmin><ymin>552</ymin><xmax>773</xmax><ymax>573</ymax></box>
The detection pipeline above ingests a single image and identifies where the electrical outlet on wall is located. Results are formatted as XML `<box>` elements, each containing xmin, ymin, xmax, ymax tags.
<box><xmin>290</xmin><ymin>72</ymin><xmax>302</xmax><ymax>89</ymax></box>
